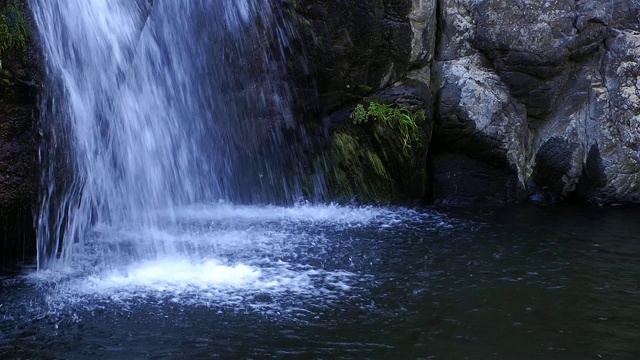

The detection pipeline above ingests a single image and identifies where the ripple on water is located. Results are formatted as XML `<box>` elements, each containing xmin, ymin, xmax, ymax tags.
<box><xmin>23</xmin><ymin>204</ymin><xmax>453</xmax><ymax>314</ymax></box>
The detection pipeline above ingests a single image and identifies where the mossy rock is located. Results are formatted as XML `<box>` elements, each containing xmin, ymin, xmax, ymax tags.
<box><xmin>0</xmin><ymin>0</ymin><xmax>39</xmax><ymax>105</ymax></box>
<box><xmin>323</xmin><ymin>102</ymin><xmax>431</xmax><ymax>204</ymax></box>
<box><xmin>0</xmin><ymin>0</ymin><xmax>30</xmax><ymax>60</ymax></box>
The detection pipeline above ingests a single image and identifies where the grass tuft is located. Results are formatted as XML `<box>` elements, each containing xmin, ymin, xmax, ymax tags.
<box><xmin>350</xmin><ymin>101</ymin><xmax>424</xmax><ymax>154</ymax></box>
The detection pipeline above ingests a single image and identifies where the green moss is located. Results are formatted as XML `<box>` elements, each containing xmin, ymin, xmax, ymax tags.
<box><xmin>350</xmin><ymin>101</ymin><xmax>424</xmax><ymax>154</ymax></box>
<box><xmin>333</xmin><ymin>132</ymin><xmax>357</xmax><ymax>161</ymax></box>
<box><xmin>326</xmin><ymin>130</ymin><xmax>396</xmax><ymax>202</ymax></box>
<box><xmin>0</xmin><ymin>0</ymin><xmax>30</xmax><ymax>65</ymax></box>
<box><xmin>366</xmin><ymin>151</ymin><xmax>388</xmax><ymax>179</ymax></box>
<box><xmin>325</xmin><ymin>100</ymin><xmax>428</xmax><ymax>202</ymax></box>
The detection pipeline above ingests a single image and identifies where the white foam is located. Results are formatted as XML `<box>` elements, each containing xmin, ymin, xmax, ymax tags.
<box><xmin>97</xmin><ymin>259</ymin><xmax>261</xmax><ymax>290</ymax></box>
<box><xmin>30</xmin><ymin>204</ymin><xmax>451</xmax><ymax>311</ymax></box>
<box><xmin>34</xmin><ymin>257</ymin><xmax>364</xmax><ymax>311</ymax></box>
<box><xmin>161</xmin><ymin>202</ymin><xmax>416</xmax><ymax>225</ymax></box>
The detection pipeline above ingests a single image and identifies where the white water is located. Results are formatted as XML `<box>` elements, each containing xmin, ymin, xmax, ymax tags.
<box><xmin>28</xmin><ymin>204</ymin><xmax>444</xmax><ymax>311</ymax></box>
<box><xmin>31</xmin><ymin>0</ymin><xmax>312</xmax><ymax>270</ymax></box>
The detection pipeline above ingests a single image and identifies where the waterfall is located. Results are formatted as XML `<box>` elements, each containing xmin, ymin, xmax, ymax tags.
<box><xmin>31</xmin><ymin>0</ymin><xmax>318</xmax><ymax>269</ymax></box>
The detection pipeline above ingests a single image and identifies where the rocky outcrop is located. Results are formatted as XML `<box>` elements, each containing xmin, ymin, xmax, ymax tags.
<box><xmin>289</xmin><ymin>0</ymin><xmax>437</xmax><ymax>203</ymax></box>
<box><xmin>431</xmin><ymin>0</ymin><xmax>640</xmax><ymax>205</ymax></box>
<box><xmin>0</xmin><ymin>0</ymin><xmax>40</xmax><ymax>267</ymax></box>
<box><xmin>285</xmin><ymin>0</ymin><xmax>640</xmax><ymax>205</ymax></box>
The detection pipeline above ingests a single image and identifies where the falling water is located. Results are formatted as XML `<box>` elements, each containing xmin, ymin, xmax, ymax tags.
<box><xmin>31</xmin><ymin>0</ymin><xmax>318</xmax><ymax>269</ymax></box>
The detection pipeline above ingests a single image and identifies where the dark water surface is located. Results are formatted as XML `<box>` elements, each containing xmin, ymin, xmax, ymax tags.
<box><xmin>1</xmin><ymin>204</ymin><xmax>639</xmax><ymax>359</ymax></box>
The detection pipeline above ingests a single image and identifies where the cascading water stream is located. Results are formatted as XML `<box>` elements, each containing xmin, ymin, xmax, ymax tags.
<box><xmin>31</xmin><ymin>0</ymin><xmax>316</xmax><ymax>270</ymax></box>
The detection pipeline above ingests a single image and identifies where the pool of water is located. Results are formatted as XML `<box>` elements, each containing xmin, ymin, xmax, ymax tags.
<box><xmin>1</xmin><ymin>204</ymin><xmax>639</xmax><ymax>359</ymax></box>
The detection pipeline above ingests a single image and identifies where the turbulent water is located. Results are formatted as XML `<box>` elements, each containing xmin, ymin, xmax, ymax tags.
<box><xmin>32</xmin><ymin>0</ymin><xmax>314</xmax><ymax>269</ymax></box>
<box><xmin>2</xmin><ymin>205</ymin><xmax>640</xmax><ymax>358</ymax></box>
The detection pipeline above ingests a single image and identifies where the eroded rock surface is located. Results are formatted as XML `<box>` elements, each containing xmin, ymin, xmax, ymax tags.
<box><xmin>432</xmin><ymin>0</ymin><xmax>640</xmax><ymax>204</ymax></box>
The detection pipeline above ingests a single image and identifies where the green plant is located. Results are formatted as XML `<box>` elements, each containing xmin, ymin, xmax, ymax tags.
<box><xmin>350</xmin><ymin>101</ymin><xmax>424</xmax><ymax>154</ymax></box>
<box><xmin>0</xmin><ymin>0</ymin><xmax>30</xmax><ymax>64</ymax></box>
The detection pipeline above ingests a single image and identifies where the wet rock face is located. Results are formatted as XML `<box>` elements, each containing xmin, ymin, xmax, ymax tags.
<box><xmin>432</xmin><ymin>0</ymin><xmax>640</xmax><ymax>204</ymax></box>
<box><xmin>0</xmin><ymin>0</ymin><xmax>40</xmax><ymax>267</ymax></box>
<box><xmin>290</xmin><ymin>0</ymin><xmax>438</xmax><ymax>203</ymax></box>
<box><xmin>0</xmin><ymin>59</ymin><xmax>38</xmax><ymax>211</ymax></box>
<box><xmin>291</xmin><ymin>0</ymin><xmax>436</xmax><ymax>111</ymax></box>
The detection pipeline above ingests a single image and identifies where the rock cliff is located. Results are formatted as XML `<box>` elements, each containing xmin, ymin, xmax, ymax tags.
<box><xmin>292</xmin><ymin>0</ymin><xmax>640</xmax><ymax>205</ymax></box>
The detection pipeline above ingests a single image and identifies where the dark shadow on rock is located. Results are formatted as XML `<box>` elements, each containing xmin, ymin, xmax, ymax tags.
<box><xmin>429</xmin><ymin>152</ymin><xmax>524</xmax><ymax>205</ymax></box>
<box><xmin>0</xmin><ymin>0</ymin><xmax>42</xmax><ymax>269</ymax></box>
<box><xmin>0</xmin><ymin>207</ymin><xmax>35</xmax><ymax>272</ymax></box>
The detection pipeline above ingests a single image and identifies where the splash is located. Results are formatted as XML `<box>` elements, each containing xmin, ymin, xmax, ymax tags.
<box><xmin>31</xmin><ymin>0</ymin><xmax>315</xmax><ymax>268</ymax></box>
<box><xmin>25</xmin><ymin>203</ymin><xmax>443</xmax><ymax>310</ymax></box>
